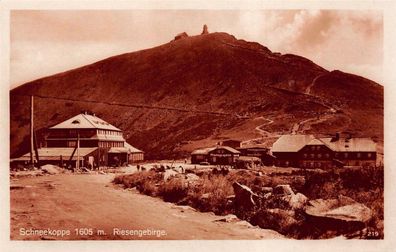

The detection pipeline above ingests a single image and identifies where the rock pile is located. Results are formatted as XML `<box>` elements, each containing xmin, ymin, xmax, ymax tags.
<box><xmin>304</xmin><ymin>195</ymin><xmax>373</xmax><ymax>233</ymax></box>
<box><xmin>232</xmin><ymin>182</ymin><xmax>371</xmax><ymax>238</ymax></box>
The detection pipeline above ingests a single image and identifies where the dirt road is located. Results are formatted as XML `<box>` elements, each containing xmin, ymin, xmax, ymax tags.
<box><xmin>10</xmin><ymin>173</ymin><xmax>283</xmax><ymax>240</ymax></box>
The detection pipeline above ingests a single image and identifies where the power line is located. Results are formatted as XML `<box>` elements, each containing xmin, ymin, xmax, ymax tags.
<box><xmin>13</xmin><ymin>93</ymin><xmax>246</xmax><ymax>118</ymax></box>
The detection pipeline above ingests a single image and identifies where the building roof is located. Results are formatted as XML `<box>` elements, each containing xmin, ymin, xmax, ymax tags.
<box><xmin>108</xmin><ymin>147</ymin><xmax>129</xmax><ymax>154</ymax></box>
<box><xmin>211</xmin><ymin>146</ymin><xmax>240</xmax><ymax>154</ymax></box>
<box><xmin>13</xmin><ymin>147</ymin><xmax>98</xmax><ymax>161</ymax></box>
<box><xmin>306</xmin><ymin>138</ymin><xmax>326</xmax><ymax>146</ymax></box>
<box><xmin>320</xmin><ymin>137</ymin><xmax>376</xmax><ymax>152</ymax></box>
<box><xmin>271</xmin><ymin>134</ymin><xmax>377</xmax><ymax>153</ymax></box>
<box><xmin>238</xmin><ymin>146</ymin><xmax>268</xmax><ymax>151</ymax></box>
<box><xmin>191</xmin><ymin>147</ymin><xmax>216</xmax><ymax>155</ymax></box>
<box><xmin>192</xmin><ymin>146</ymin><xmax>240</xmax><ymax>155</ymax></box>
<box><xmin>124</xmin><ymin>142</ymin><xmax>144</xmax><ymax>153</ymax></box>
<box><xmin>271</xmin><ymin>134</ymin><xmax>315</xmax><ymax>153</ymax></box>
<box><xmin>50</xmin><ymin>113</ymin><xmax>121</xmax><ymax>131</ymax></box>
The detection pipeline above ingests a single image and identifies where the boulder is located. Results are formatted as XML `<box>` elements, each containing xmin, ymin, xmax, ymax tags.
<box><xmin>185</xmin><ymin>173</ymin><xmax>199</xmax><ymax>181</ymax></box>
<box><xmin>273</xmin><ymin>184</ymin><xmax>294</xmax><ymax>195</ymax></box>
<box><xmin>261</xmin><ymin>187</ymin><xmax>273</xmax><ymax>194</ymax></box>
<box><xmin>200</xmin><ymin>193</ymin><xmax>210</xmax><ymax>200</ymax></box>
<box><xmin>305</xmin><ymin>195</ymin><xmax>373</xmax><ymax>232</ymax></box>
<box><xmin>232</xmin><ymin>182</ymin><xmax>259</xmax><ymax>209</ymax></box>
<box><xmin>184</xmin><ymin>173</ymin><xmax>200</xmax><ymax>187</ymax></box>
<box><xmin>164</xmin><ymin>169</ymin><xmax>179</xmax><ymax>181</ymax></box>
<box><xmin>281</xmin><ymin>192</ymin><xmax>308</xmax><ymax>210</ymax></box>
<box><xmin>41</xmin><ymin>164</ymin><xmax>61</xmax><ymax>175</ymax></box>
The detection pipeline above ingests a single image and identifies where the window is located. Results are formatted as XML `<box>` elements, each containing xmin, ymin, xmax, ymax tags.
<box><xmin>367</xmin><ymin>153</ymin><xmax>372</xmax><ymax>158</ymax></box>
<box><xmin>344</xmin><ymin>153</ymin><xmax>348</xmax><ymax>158</ymax></box>
<box><xmin>317</xmin><ymin>154</ymin><xmax>322</xmax><ymax>159</ymax></box>
<box><xmin>67</xmin><ymin>141</ymin><xmax>76</xmax><ymax>147</ymax></box>
<box><xmin>303</xmin><ymin>153</ymin><xmax>307</xmax><ymax>158</ymax></box>
<box><xmin>316</xmin><ymin>146</ymin><xmax>321</xmax><ymax>151</ymax></box>
<box><xmin>72</xmin><ymin>120</ymin><xmax>80</xmax><ymax>124</ymax></box>
<box><xmin>325</xmin><ymin>153</ymin><xmax>330</xmax><ymax>158</ymax></box>
<box><xmin>310</xmin><ymin>154</ymin><xmax>314</xmax><ymax>159</ymax></box>
<box><xmin>311</xmin><ymin>146</ymin><xmax>315</xmax><ymax>151</ymax></box>
<box><xmin>357</xmin><ymin>153</ymin><xmax>361</xmax><ymax>158</ymax></box>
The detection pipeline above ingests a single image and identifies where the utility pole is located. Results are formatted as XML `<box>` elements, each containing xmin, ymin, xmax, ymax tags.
<box><xmin>76</xmin><ymin>132</ymin><xmax>80</xmax><ymax>170</ymax></box>
<box><xmin>30</xmin><ymin>95</ymin><xmax>35</xmax><ymax>166</ymax></box>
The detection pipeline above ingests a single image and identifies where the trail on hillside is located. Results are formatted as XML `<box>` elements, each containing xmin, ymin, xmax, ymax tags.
<box><xmin>241</xmin><ymin>117</ymin><xmax>279</xmax><ymax>147</ymax></box>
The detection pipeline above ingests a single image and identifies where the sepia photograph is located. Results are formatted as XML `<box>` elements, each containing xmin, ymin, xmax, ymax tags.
<box><xmin>2</xmin><ymin>1</ymin><xmax>394</xmax><ymax>249</ymax></box>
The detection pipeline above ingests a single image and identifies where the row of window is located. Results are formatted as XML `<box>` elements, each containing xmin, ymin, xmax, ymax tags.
<box><xmin>99</xmin><ymin>141</ymin><xmax>124</xmax><ymax>148</ymax></box>
<box><xmin>303</xmin><ymin>153</ymin><xmax>330</xmax><ymax>159</ymax></box>
<box><xmin>335</xmin><ymin>152</ymin><xmax>372</xmax><ymax>158</ymax></box>
<box><xmin>302</xmin><ymin>152</ymin><xmax>373</xmax><ymax>159</ymax></box>
<box><xmin>309</xmin><ymin>146</ymin><xmax>323</xmax><ymax>151</ymax></box>
<box><xmin>97</xmin><ymin>130</ymin><xmax>122</xmax><ymax>136</ymax></box>
<box><xmin>66</xmin><ymin>141</ymin><xmax>124</xmax><ymax>148</ymax></box>
<box><xmin>301</xmin><ymin>162</ymin><xmax>330</xmax><ymax>168</ymax></box>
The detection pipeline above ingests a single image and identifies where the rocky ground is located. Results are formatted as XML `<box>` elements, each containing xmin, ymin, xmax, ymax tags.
<box><xmin>113</xmin><ymin>164</ymin><xmax>384</xmax><ymax>239</ymax></box>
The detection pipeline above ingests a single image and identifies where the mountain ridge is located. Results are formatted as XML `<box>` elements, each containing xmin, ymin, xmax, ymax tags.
<box><xmin>10</xmin><ymin>31</ymin><xmax>383</xmax><ymax>159</ymax></box>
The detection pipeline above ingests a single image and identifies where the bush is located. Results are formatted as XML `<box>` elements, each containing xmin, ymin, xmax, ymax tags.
<box><xmin>188</xmin><ymin>174</ymin><xmax>234</xmax><ymax>214</ymax></box>
<box><xmin>113</xmin><ymin>171</ymin><xmax>163</xmax><ymax>194</ymax></box>
<box><xmin>159</xmin><ymin>177</ymin><xmax>189</xmax><ymax>203</ymax></box>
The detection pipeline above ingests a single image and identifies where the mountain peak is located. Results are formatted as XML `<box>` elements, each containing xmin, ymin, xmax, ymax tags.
<box><xmin>10</xmin><ymin>29</ymin><xmax>383</xmax><ymax>159</ymax></box>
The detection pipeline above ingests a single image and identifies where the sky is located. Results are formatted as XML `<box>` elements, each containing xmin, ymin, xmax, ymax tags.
<box><xmin>10</xmin><ymin>9</ymin><xmax>383</xmax><ymax>88</ymax></box>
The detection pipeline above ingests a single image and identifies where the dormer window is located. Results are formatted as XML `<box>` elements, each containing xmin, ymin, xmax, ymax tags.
<box><xmin>72</xmin><ymin>120</ymin><xmax>80</xmax><ymax>124</ymax></box>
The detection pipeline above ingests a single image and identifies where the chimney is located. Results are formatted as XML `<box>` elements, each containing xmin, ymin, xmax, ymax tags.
<box><xmin>331</xmin><ymin>133</ymin><xmax>340</xmax><ymax>142</ymax></box>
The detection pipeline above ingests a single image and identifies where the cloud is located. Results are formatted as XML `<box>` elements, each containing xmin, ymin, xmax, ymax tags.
<box><xmin>10</xmin><ymin>10</ymin><xmax>384</xmax><ymax>87</ymax></box>
<box><xmin>253</xmin><ymin>10</ymin><xmax>383</xmax><ymax>83</ymax></box>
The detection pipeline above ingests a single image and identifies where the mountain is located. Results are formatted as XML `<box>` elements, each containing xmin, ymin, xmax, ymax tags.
<box><xmin>10</xmin><ymin>31</ymin><xmax>383</xmax><ymax>159</ymax></box>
